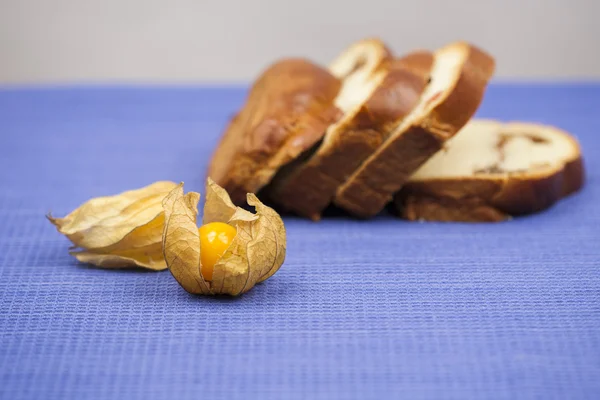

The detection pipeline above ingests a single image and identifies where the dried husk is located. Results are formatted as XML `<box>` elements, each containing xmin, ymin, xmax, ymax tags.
<box><xmin>48</xmin><ymin>181</ymin><xmax>178</xmax><ymax>270</ymax></box>
<box><xmin>162</xmin><ymin>179</ymin><xmax>286</xmax><ymax>296</ymax></box>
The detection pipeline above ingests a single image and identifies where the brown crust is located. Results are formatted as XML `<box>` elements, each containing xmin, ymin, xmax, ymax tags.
<box><xmin>268</xmin><ymin>53</ymin><xmax>434</xmax><ymax>220</ymax></box>
<box><xmin>395</xmin><ymin>51</ymin><xmax>436</xmax><ymax>77</ymax></box>
<box><xmin>207</xmin><ymin>58</ymin><xmax>341</xmax><ymax>205</ymax></box>
<box><xmin>396</xmin><ymin>148</ymin><xmax>585</xmax><ymax>223</ymax></box>
<box><xmin>334</xmin><ymin>43</ymin><xmax>496</xmax><ymax>218</ymax></box>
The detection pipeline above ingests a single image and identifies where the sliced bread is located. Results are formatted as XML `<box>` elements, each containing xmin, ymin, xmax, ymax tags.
<box><xmin>208</xmin><ymin>58</ymin><xmax>342</xmax><ymax>204</ymax></box>
<box><xmin>395</xmin><ymin>119</ymin><xmax>585</xmax><ymax>222</ymax></box>
<box><xmin>268</xmin><ymin>51</ymin><xmax>434</xmax><ymax>220</ymax></box>
<box><xmin>208</xmin><ymin>39</ymin><xmax>391</xmax><ymax>205</ymax></box>
<box><xmin>334</xmin><ymin>42</ymin><xmax>496</xmax><ymax>218</ymax></box>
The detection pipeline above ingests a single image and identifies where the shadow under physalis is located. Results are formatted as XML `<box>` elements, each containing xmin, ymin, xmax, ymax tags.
<box><xmin>162</xmin><ymin>179</ymin><xmax>286</xmax><ymax>296</ymax></box>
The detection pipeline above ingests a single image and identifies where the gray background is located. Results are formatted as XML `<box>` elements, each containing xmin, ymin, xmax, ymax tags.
<box><xmin>1</xmin><ymin>0</ymin><xmax>598</xmax><ymax>84</ymax></box>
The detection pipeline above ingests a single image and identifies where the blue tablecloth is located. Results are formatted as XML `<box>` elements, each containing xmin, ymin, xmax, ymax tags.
<box><xmin>0</xmin><ymin>84</ymin><xmax>598</xmax><ymax>400</ymax></box>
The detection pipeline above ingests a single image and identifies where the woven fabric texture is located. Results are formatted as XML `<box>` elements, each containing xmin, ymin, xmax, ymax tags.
<box><xmin>0</xmin><ymin>85</ymin><xmax>598</xmax><ymax>400</ymax></box>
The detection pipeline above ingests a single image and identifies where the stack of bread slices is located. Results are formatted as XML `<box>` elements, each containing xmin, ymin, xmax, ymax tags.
<box><xmin>208</xmin><ymin>38</ymin><xmax>585</xmax><ymax>222</ymax></box>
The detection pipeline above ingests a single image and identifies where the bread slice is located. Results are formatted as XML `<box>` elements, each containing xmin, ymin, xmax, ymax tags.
<box><xmin>395</xmin><ymin>119</ymin><xmax>585</xmax><ymax>222</ymax></box>
<box><xmin>208</xmin><ymin>39</ymin><xmax>391</xmax><ymax>205</ymax></box>
<box><xmin>334</xmin><ymin>42</ymin><xmax>496</xmax><ymax>218</ymax></box>
<box><xmin>207</xmin><ymin>58</ymin><xmax>342</xmax><ymax>205</ymax></box>
<box><xmin>327</xmin><ymin>38</ymin><xmax>393</xmax><ymax>109</ymax></box>
<box><xmin>268</xmin><ymin>51</ymin><xmax>434</xmax><ymax>220</ymax></box>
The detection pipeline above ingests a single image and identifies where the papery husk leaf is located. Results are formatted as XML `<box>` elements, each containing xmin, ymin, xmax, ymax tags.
<box><xmin>69</xmin><ymin>213</ymin><xmax>166</xmax><ymax>270</ymax></box>
<box><xmin>48</xmin><ymin>181</ymin><xmax>178</xmax><ymax>249</ymax></box>
<box><xmin>70</xmin><ymin>252</ymin><xmax>161</xmax><ymax>269</ymax></box>
<box><xmin>207</xmin><ymin>187</ymin><xmax>286</xmax><ymax>296</ymax></box>
<box><xmin>203</xmin><ymin>177</ymin><xmax>238</xmax><ymax>225</ymax></box>
<box><xmin>247</xmin><ymin>193</ymin><xmax>286</xmax><ymax>283</ymax></box>
<box><xmin>162</xmin><ymin>184</ymin><xmax>210</xmax><ymax>294</ymax></box>
<box><xmin>210</xmin><ymin>206</ymin><xmax>259</xmax><ymax>296</ymax></box>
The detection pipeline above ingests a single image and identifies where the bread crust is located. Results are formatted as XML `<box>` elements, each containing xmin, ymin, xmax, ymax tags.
<box><xmin>334</xmin><ymin>43</ymin><xmax>496</xmax><ymax>218</ymax></box>
<box><xmin>207</xmin><ymin>58</ymin><xmax>342</xmax><ymax>205</ymax></box>
<box><xmin>328</xmin><ymin>38</ymin><xmax>392</xmax><ymax>80</ymax></box>
<box><xmin>396</xmin><ymin>128</ymin><xmax>585</xmax><ymax>222</ymax></box>
<box><xmin>269</xmin><ymin>53</ymin><xmax>433</xmax><ymax>220</ymax></box>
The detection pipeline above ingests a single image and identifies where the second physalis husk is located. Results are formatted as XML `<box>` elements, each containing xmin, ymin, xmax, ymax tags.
<box><xmin>48</xmin><ymin>181</ymin><xmax>178</xmax><ymax>270</ymax></box>
<box><xmin>162</xmin><ymin>179</ymin><xmax>286</xmax><ymax>296</ymax></box>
